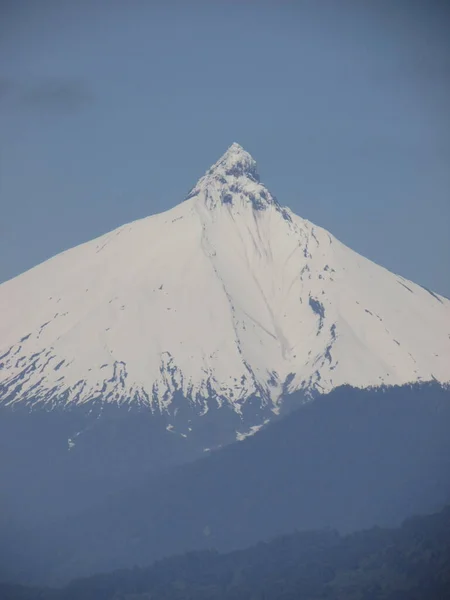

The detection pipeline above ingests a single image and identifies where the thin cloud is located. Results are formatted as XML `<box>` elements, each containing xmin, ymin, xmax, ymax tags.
<box><xmin>0</xmin><ymin>77</ymin><xmax>92</xmax><ymax>113</ymax></box>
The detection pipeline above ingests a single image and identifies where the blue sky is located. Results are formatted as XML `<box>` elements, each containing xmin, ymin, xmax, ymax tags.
<box><xmin>1</xmin><ymin>1</ymin><xmax>449</xmax><ymax>295</ymax></box>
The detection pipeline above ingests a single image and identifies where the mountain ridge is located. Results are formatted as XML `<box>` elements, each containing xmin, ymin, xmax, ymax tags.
<box><xmin>3</xmin><ymin>503</ymin><xmax>450</xmax><ymax>599</ymax></box>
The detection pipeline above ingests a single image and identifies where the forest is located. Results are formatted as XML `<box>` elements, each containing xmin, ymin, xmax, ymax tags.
<box><xmin>2</xmin><ymin>382</ymin><xmax>450</xmax><ymax>586</ymax></box>
<box><xmin>1</xmin><ymin>504</ymin><xmax>449</xmax><ymax>600</ymax></box>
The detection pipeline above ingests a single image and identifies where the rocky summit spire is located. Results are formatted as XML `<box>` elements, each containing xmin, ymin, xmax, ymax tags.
<box><xmin>186</xmin><ymin>143</ymin><xmax>281</xmax><ymax>212</ymax></box>
<box><xmin>207</xmin><ymin>142</ymin><xmax>260</xmax><ymax>181</ymax></box>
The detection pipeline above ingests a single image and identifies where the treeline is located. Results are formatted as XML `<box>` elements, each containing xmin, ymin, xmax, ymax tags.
<box><xmin>2</xmin><ymin>504</ymin><xmax>450</xmax><ymax>600</ymax></box>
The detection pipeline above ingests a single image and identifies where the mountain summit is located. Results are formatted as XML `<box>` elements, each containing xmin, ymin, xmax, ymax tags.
<box><xmin>187</xmin><ymin>142</ymin><xmax>279</xmax><ymax>211</ymax></box>
<box><xmin>0</xmin><ymin>144</ymin><xmax>449</xmax><ymax>433</ymax></box>
<box><xmin>208</xmin><ymin>142</ymin><xmax>259</xmax><ymax>179</ymax></box>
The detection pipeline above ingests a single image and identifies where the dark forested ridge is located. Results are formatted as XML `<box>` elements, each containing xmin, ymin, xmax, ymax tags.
<box><xmin>0</xmin><ymin>390</ymin><xmax>264</xmax><ymax>528</ymax></box>
<box><xmin>3</xmin><ymin>382</ymin><xmax>450</xmax><ymax>585</ymax></box>
<box><xmin>2</xmin><ymin>504</ymin><xmax>450</xmax><ymax>599</ymax></box>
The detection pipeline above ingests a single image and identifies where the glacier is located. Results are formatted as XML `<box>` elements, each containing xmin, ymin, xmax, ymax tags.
<box><xmin>1</xmin><ymin>142</ymin><xmax>449</xmax><ymax>419</ymax></box>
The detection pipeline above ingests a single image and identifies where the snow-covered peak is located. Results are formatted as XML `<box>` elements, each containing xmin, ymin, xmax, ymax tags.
<box><xmin>186</xmin><ymin>143</ymin><xmax>279</xmax><ymax>212</ymax></box>
<box><xmin>0</xmin><ymin>143</ymin><xmax>449</xmax><ymax>430</ymax></box>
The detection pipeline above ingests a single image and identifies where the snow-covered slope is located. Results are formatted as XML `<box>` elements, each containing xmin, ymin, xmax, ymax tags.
<box><xmin>1</xmin><ymin>143</ymin><xmax>449</xmax><ymax>416</ymax></box>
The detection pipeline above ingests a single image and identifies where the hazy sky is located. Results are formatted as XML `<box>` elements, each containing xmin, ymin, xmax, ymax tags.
<box><xmin>1</xmin><ymin>1</ymin><xmax>449</xmax><ymax>296</ymax></box>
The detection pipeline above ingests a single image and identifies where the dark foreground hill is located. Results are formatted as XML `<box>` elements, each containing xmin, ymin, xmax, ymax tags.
<box><xmin>2</xmin><ymin>504</ymin><xmax>450</xmax><ymax>600</ymax></box>
<box><xmin>3</xmin><ymin>382</ymin><xmax>450</xmax><ymax>585</ymax></box>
